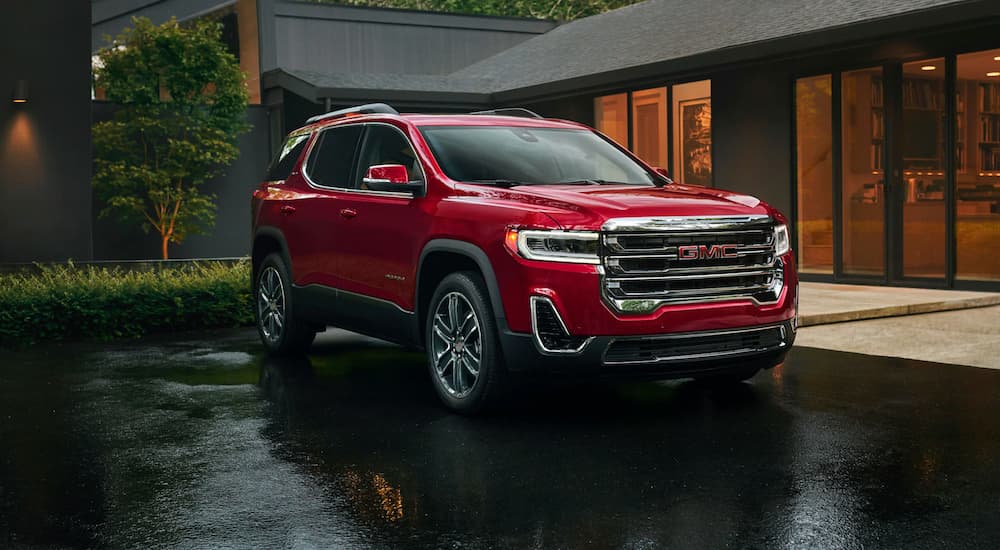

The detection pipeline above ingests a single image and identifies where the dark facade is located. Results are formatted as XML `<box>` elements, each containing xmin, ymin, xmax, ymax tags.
<box><xmin>0</xmin><ymin>1</ymin><xmax>93</xmax><ymax>263</ymax></box>
<box><xmin>6</xmin><ymin>0</ymin><xmax>1000</xmax><ymax>290</ymax></box>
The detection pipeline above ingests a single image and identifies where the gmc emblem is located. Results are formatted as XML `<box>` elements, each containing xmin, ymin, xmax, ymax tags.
<box><xmin>678</xmin><ymin>244</ymin><xmax>738</xmax><ymax>260</ymax></box>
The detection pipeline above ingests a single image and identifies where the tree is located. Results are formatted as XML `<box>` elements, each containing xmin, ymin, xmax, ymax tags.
<box><xmin>315</xmin><ymin>0</ymin><xmax>643</xmax><ymax>20</ymax></box>
<box><xmin>93</xmin><ymin>17</ymin><xmax>249</xmax><ymax>260</ymax></box>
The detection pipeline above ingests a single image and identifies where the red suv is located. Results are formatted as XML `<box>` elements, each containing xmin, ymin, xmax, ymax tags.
<box><xmin>252</xmin><ymin>104</ymin><xmax>797</xmax><ymax>413</ymax></box>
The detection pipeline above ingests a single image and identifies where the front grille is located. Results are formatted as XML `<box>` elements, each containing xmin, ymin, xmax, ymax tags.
<box><xmin>604</xmin><ymin>325</ymin><xmax>787</xmax><ymax>365</ymax></box>
<box><xmin>601</xmin><ymin>216</ymin><xmax>783</xmax><ymax>313</ymax></box>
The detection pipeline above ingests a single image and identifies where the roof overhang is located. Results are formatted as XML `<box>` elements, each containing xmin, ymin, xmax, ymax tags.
<box><xmin>262</xmin><ymin>69</ymin><xmax>493</xmax><ymax>110</ymax></box>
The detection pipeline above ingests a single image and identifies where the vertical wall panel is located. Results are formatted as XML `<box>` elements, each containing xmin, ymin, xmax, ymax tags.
<box><xmin>712</xmin><ymin>67</ymin><xmax>794</xmax><ymax>219</ymax></box>
<box><xmin>0</xmin><ymin>1</ymin><xmax>93</xmax><ymax>262</ymax></box>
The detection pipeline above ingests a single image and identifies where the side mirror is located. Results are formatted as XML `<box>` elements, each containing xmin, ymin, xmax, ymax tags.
<box><xmin>362</xmin><ymin>164</ymin><xmax>423</xmax><ymax>195</ymax></box>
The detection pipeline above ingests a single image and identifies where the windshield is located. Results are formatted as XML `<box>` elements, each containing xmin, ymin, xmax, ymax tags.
<box><xmin>418</xmin><ymin>126</ymin><xmax>657</xmax><ymax>186</ymax></box>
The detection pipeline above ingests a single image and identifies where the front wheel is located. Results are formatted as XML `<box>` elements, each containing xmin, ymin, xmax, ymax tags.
<box><xmin>426</xmin><ymin>272</ymin><xmax>507</xmax><ymax>414</ymax></box>
<box><xmin>255</xmin><ymin>253</ymin><xmax>316</xmax><ymax>354</ymax></box>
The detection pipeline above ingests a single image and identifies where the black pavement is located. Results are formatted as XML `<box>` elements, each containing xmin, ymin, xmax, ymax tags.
<box><xmin>2</xmin><ymin>329</ymin><xmax>999</xmax><ymax>548</ymax></box>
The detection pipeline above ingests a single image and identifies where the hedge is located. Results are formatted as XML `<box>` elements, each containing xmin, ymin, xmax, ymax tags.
<box><xmin>0</xmin><ymin>261</ymin><xmax>254</xmax><ymax>348</ymax></box>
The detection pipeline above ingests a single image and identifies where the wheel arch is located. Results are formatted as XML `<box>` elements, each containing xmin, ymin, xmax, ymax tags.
<box><xmin>416</xmin><ymin>239</ymin><xmax>507</xmax><ymax>346</ymax></box>
<box><xmin>252</xmin><ymin>226</ymin><xmax>292</xmax><ymax>280</ymax></box>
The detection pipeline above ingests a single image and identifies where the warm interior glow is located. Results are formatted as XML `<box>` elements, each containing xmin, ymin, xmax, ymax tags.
<box><xmin>12</xmin><ymin>99</ymin><xmax>26</xmax><ymax>103</ymax></box>
<box><xmin>921</xmin><ymin>65</ymin><xmax>937</xmax><ymax>71</ymax></box>
<box><xmin>988</xmin><ymin>72</ymin><xmax>1000</xmax><ymax>77</ymax></box>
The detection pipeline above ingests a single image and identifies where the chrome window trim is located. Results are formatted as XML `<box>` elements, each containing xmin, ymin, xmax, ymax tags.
<box><xmin>529</xmin><ymin>296</ymin><xmax>594</xmax><ymax>355</ymax></box>
<box><xmin>301</xmin><ymin>122</ymin><xmax>423</xmax><ymax>198</ymax></box>
<box><xmin>602</xmin><ymin>324</ymin><xmax>788</xmax><ymax>366</ymax></box>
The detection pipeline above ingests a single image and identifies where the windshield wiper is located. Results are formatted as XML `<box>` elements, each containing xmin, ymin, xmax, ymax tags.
<box><xmin>557</xmin><ymin>179</ymin><xmax>642</xmax><ymax>185</ymax></box>
<box><xmin>467</xmin><ymin>179</ymin><xmax>527</xmax><ymax>188</ymax></box>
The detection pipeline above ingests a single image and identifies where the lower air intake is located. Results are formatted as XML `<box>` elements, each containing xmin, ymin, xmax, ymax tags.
<box><xmin>531</xmin><ymin>297</ymin><xmax>590</xmax><ymax>353</ymax></box>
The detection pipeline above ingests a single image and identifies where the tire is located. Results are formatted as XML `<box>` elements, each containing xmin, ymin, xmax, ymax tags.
<box><xmin>255</xmin><ymin>253</ymin><xmax>316</xmax><ymax>355</ymax></box>
<box><xmin>425</xmin><ymin>271</ymin><xmax>507</xmax><ymax>414</ymax></box>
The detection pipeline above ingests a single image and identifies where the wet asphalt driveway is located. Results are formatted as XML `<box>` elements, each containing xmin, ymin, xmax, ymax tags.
<box><xmin>2</xmin><ymin>329</ymin><xmax>1000</xmax><ymax>549</ymax></box>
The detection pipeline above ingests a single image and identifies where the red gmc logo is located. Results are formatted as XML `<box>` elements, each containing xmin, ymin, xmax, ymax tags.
<box><xmin>678</xmin><ymin>244</ymin><xmax>738</xmax><ymax>260</ymax></box>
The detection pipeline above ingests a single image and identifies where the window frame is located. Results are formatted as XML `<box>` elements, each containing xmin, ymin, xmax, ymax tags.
<box><xmin>301</xmin><ymin>123</ymin><xmax>365</xmax><ymax>191</ymax></box>
<box><xmin>353</xmin><ymin>122</ymin><xmax>426</xmax><ymax>195</ymax></box>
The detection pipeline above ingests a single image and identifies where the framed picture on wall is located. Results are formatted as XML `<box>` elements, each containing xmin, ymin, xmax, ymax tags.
<box><xmin>679</xmin><ymin>97</ymin><xmax>712</xmax><ymax>187</ymax></box>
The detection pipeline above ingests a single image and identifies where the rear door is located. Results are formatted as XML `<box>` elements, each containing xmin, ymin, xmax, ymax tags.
<box><xmin>286</xmin><ymin>124</ymin><xmax>363</xmax><ymax>288</ymax></box>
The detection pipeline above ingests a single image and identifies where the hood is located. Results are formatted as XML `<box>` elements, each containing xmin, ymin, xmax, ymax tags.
<box><xmin>463</xmin><ymin>183</ymin><xmax>772</xmax><ymax>229</ymax></box>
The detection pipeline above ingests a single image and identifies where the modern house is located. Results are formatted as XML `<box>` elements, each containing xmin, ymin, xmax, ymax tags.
<box><xmin>2</xmin><ymin>0</ymin><xmax>998</xmax><ymax>289</ymax></box>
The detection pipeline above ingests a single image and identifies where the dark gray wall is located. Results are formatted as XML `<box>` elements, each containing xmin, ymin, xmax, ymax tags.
<box><xmin>712</xmin><ymin>66</ymin><xmax>793</xmax><ymax>218</ymax></box>
<box><xmin>92</xmin><ymin>105</ymin><xmax>270</xmax><ymax>260</ymax></box>
<box><xmin>266</xmin><ymin>0</ymin><xmax>556</xmax><ymax>76</ymax></box>
<box><xmin>92</xmin><ymin>0</ymin><xmax>234</xmax><ymax>51</ymax></box>
<box><xmin>0</xmin><ymin>1</ymin><xmax>93</xmax><ymax>263</ymax></box>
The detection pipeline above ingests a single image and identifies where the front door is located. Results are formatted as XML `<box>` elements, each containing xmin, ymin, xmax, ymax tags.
<box><xmin>333</xmin><ymin>123</ymin><xmax>429</xmax><ymax>312</ymax></box>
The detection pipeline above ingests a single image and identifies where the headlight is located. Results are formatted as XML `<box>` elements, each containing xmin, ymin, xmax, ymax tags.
<box><xmin>507</xmin><ymin>229</ymin><xmax>600</xmax><ymax>264</ymax></box>
<box><xmin>773</xmin><ymin>224</ymin><xmax>790</xmax><ymax>256</ymax></box>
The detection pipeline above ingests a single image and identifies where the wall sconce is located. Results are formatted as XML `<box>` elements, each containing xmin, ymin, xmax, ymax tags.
<box><xmin>12</xmin><ymin>80</ymin><xmax>28</xmax><ymax>104</ymax></box>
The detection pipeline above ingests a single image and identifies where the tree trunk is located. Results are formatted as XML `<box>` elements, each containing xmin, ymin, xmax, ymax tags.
<box><xmin>161</xmin><ymin>234</ymin><xmax>170</xmax><ymax>260</ymax></box>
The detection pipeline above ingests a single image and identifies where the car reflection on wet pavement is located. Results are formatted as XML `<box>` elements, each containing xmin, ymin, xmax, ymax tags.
<box><xmin>2</xmin><ymin>328</ymin><xmax>1000</xmax><ymax>549</ymax></box>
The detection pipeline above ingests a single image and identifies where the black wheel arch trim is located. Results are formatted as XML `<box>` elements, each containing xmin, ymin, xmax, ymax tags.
<box><xmin>417</xmin><ymin>239</ymin><xmax>508</xmax><ymax>333</ymax></box>
<box><xmin>253</xmin><ymin>226</ymin><xmax>293</xmax><ymax>275</ymax></box>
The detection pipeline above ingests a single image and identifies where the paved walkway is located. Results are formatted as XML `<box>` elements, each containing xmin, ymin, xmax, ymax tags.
<box><xmin>798</xmin><ymin>282</ymin><xmax>1000</xmax><ymax>327</ymax></box>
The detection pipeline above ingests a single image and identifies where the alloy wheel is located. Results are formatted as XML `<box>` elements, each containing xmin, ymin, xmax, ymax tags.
<box><xmin>430</xmin><ymin>292</ymin><xmax>482</xmax><ymax>398</ymax></box>
<box><xmin>257</xmin><ymin>266</ymin><xmax>285</xmax><ymax>344</ymax></box>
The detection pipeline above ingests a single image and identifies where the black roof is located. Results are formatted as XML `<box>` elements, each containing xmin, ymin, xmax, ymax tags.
<box><xmin>268</xmin><ymin>0</ymin><xmax>999</xmax><ymax>104</ymax></box>
<box><xmin>452</xmin><ymin>0</ymin><xmax>994</xmax><ymax>98</ymax></box>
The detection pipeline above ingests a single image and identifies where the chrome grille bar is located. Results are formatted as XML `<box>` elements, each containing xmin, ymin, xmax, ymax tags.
<box><xmin>600</xmin><ymin>215</ymin><xmax>783</xmax><ymax>313</ymax></box>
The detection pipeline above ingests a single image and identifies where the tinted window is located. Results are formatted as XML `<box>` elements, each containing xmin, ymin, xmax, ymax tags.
<box><xmin>265</xmin><ymin>134</ymin><xmax>309</xmax><ymax>181</ymax></box>
<box><xmin>305</xmin><ymin>125</ymin><xmax>364</xmax><ymax>188</ymax></box>
<box><xmin>418</xmin><ymin>126</ymin><xmax>655</xmax><ymax>185</ymax></box>
<box><xmin>355</xmin><ymin>125</ymin><xmax>424</xmax><ymax>189</ymax></box>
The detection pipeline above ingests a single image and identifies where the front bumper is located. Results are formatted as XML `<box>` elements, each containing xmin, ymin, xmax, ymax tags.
<box><xmin>499</xmin><ymin>319</ymin><xmax>795</xmax><ymax>377</ymax></box>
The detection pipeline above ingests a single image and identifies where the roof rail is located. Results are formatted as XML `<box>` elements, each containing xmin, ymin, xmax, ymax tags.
<box><xmin>306</xmin><ymin>103</ymin><xmax>399</xmax><ymax>124</ymax></box>
<box><xmin>469</xmin><ymin>108</ymin><xmax>543</xmax><ymax>119</ymax></box>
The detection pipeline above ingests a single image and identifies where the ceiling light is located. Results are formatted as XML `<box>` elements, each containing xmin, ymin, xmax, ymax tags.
<box><xmin>994</xmin><ymin>56</ymin><xmax>1000</xmax><ymax>61</ymax></box>
<box><xmin>920</xmin><ymin>65</ymin><xmax>936</xmax><ymax>71</ymax></box>
<box><xmin>988</xmin><ymin>72</ymin><xmax>1000</xmax><ymax>77</ymax></box>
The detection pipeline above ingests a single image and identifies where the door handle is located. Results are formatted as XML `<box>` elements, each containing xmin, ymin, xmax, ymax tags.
<box><xmin>280</xmin><ymin>205</ymin><xmax>296</xmax><ymax>215</ymax></box>
<box><xmin>339</xmin><ymin>208</ymin><xmax>358</xmax><ymax>219</ymax></box>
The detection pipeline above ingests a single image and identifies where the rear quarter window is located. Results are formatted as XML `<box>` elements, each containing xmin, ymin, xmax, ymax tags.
<box><xmin>265</xmin><ymin>134</ymin><xmax>310</xmax><ymax>182</ymax></box>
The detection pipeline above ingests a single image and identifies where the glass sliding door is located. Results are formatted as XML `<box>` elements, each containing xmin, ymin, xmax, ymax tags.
<box><xmin>955</xmin><ymin>49</ymin><xmax>1000</xmax><ymax>281</ymax></box>
<box><xmin>631</xmin><ymin>88</ymin><xmax>668</xmax><ymax>169</ymax></box>
<box><xmin>899</xmin><ymin>59</ymin><xmax>947</xmax><ymax>279</ymax></box>
<box><xmin>594</xmin><ymin>93</ymin><xmax>629</xmax><ymax>148</ymax></box>
<box><xmin>672</xmin><ymin>80</ymin><xmax>712</xmax><ymax>186</ymax></box>
<box><xmin>841</xmin><ymin>67</ymin><xmax>886</xmax><ymax>277</ymax></box>
<box><xmin>795</xmin><ymin>75</ymin><xmax>834</xmax><ymax>274</ymax></box>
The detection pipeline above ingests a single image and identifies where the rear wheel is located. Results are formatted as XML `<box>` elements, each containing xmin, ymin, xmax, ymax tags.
<box><xmin>426</xmin><ymin>272</ymin><xmax>507</xmax><ymax>414</ymax></box>
<box><xmin>255</xmin><ymin>253</ymin><xmax>316</xmax><ymax>354</ymax></box>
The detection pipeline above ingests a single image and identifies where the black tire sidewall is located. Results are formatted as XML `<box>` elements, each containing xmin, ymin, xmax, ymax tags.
<box><xmin>425</xmin><ymin>272</ymin><xmax>504</xmax><ymax>413</ymax></box>
<box><xmin>255</xmin><ymin>253</ymin><xmax>312</xmax><ymax>354</ymax></box>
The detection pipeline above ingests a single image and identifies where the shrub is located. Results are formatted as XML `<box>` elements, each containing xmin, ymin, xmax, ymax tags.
<box><xmin>0</xmin><ymin>261</ymin><xmax>253</xmax><ymax>348</ymax></box>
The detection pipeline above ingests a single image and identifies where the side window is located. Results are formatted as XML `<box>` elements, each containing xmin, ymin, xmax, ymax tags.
<box><xmin>356</xmin><ymin>125</ymin><xmax>424</xmax><ymax>189</ymax></box>
<box><xmin>305</xmin><ymin>125</ymin><xmax>364</xmax><ymax>188</ymax></box>
<box><xmin>265</xmin><ymin>134</ymin><xmax>309</xmax><ymax>181</ymax></box>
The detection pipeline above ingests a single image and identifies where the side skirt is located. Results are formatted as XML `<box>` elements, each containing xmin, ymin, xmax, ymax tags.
<box><xmin>292</xmin><ymin>284</ymin><xmax>421</xmax><ymax>349</ymax></box>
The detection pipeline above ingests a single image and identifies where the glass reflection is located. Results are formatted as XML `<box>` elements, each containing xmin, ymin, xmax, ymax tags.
<box><xmin>796</xmin><ymin>74</ymin><xmax>834</xmax><ymax>274</ymax></box>
<box><xmin>842</xmin><ymin>67</ymin><xmax>886</xmax><ymax>276</ymax></box>
<box><xmin>956</xmin><ymin>48</ymin><xmax>1000</xmax><ymax>281</ymax></box>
